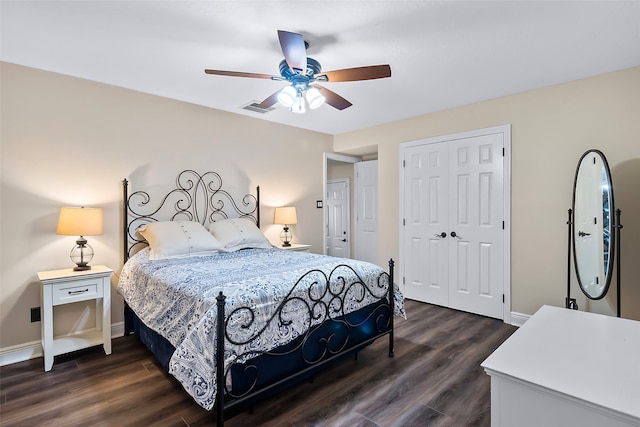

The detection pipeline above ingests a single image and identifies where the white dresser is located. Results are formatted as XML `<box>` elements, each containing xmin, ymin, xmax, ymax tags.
<box><xmin>482</xmin><ymin>305</ymin><xmax>640</xmax><ymax>427</ymax></box>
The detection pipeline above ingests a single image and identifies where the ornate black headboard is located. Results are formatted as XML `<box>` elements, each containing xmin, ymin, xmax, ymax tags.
<box><xmin>122</xmin><ymin>169</ymin><xmax>260</xmax><ymax>262</ymax></box>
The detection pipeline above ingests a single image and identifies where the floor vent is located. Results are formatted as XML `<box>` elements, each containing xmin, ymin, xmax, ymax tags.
<box><xmin>241</xmin><ymin>101</ymin><xmax>276</xmax><ymax>114</ymax></box>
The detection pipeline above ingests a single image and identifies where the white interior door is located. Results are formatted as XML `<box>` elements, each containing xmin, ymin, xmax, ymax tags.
<box><xmin>326</xmin><ymin>179</ymin><xmax>350</xmax><ymax>258</ymax></box>
<box><xmin>447</xmin><ymin>134</ymin><xmax>504</xmax><ymax>318</ymax></box>
<box><xmin>402</xmin><ymin>145</ymin><xmax>450</xmax><ymax>306</ymax></box>
<box><xmin>354</xmin><ymin>160</ymin><xmax>378</xmax><ymax>264</ymax></box>
<box><xmin>400</xmin><ymin>126</ymin><xmax>510</xmax><ymax>320</ymax></box>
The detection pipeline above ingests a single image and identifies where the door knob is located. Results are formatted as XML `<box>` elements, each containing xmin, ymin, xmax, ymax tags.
<box><xmin>434</xmin><ymin>232</ymin><xmax>447</xmax><ymax>238</ymax></box>
<box><xmin>450</xmin><ymin>231</ymin><xmax>462</xmax><ymax>239</ymax></box>
<box><xmin>341</xmin><ymin>239</ymin><xmax>347</xmax><ymax>242</ymax></box>
<box><xmin>578</xmin><ymin>230</ymin><xmax>591</xmax><ymax>237</ymax></box>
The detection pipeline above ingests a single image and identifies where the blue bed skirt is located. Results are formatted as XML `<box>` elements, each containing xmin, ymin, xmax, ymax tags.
<box><xmin>124</xmin><ymin>299</ymin><xmax>389</xmax><ymax>407</ymax></box>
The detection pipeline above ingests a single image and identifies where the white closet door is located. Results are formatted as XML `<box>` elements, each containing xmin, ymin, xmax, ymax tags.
<box><xmin>402</xmin><ymin>144</ymin><xmax>450</xmax><ymax>306</ymax></box>
<box><xmin>401</xmin><ymin>126</ymin><xmax>508</xmax><ymax>320</ymax></box>
<box><xmin>447</xmin><ymin>134</ymin><xmax>504</xmax><ymax>318</ymax></box>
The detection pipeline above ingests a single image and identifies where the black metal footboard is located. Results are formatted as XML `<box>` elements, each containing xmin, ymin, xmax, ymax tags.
<box><xmin>215</xmin><ymin>259</ymin><xmax>395</xmax><ymax>426</ymax></box>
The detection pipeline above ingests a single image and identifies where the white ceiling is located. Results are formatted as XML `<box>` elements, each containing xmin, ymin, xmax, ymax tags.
<box><xmin>2</xmin><ymin>1</ymin><xmax>639</xmax><ymax>135</ymax></box>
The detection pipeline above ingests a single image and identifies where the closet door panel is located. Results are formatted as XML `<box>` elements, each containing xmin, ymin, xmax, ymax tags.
<box><xmin>403</xmin><ymin>145</ymin><xmax>449</xmax><ymax>305</ymax></box>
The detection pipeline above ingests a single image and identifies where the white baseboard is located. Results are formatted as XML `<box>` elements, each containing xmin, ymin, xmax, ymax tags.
<box><xmin>510</xmin><ymin>311</ymin><xmax>530</xmax><ymax>327</ymax></box>
<box><xmin>0</xmin><ymin>340</ymin><xmax>42</xmax><ymax>367</ymax></box>
<box><xmin>111</xmin><ymin>321</ymin><xmax>125</xmax><ymax>339</ymax></box>
<box><xmin>0</xmin><ymin>322</ymin><xmax>125</xmax><ymax>367</ymax></box>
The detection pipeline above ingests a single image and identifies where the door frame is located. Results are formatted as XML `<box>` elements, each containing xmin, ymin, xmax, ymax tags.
<box><xmin>399</xmin><ymin>125</ymin><xmax>512</xmax><ymax>323</ymax></box>
<box><xmin>323</xmin><ymin>152</ymin><xmax>360</xmax><ymax>255</ymax></box>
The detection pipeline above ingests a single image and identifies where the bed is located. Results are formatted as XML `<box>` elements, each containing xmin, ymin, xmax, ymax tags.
<box><xmin>118</xmin><ymin>169</ymin><xmax>405</xmax><ymax>425</ymax></box>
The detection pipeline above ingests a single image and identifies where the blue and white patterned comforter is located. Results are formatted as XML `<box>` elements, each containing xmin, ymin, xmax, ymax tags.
<box><xmin>118</xmin><ymin>247</ymin><xmax>405</xmax><ymax>410</ymax></box>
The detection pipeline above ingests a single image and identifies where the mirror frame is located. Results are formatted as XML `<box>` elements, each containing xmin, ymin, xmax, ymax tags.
<box><xmin>571</xmin><ymin>149</ymin><xmax>615</xmax><ymax>300</ymax></box>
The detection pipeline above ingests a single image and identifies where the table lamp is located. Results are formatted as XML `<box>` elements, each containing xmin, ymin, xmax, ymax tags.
<box><xmin>56</xmin><ymin>207</ymin><xmax>103</xmax><ymax>271</ymax></box>
<box><xmin>274</xmin><ymin>206</ymin><xmax>297</xmax><ymax>247</ymax></box>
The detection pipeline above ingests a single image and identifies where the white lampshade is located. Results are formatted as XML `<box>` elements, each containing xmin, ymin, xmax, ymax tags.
<box><xmin>274</xmin><ymin>207</ymin><xmax>297</xmax><ymax>225</ymax></box>
<box><xmin>305</xmin><ymin>87</ymin><xmax>325</xmax><ymax>109</ymax></box>
<box><xmin>57</xmin><ymin>207</ymin><xmax>103</xmax><ymax>236</ymax></box>
<box><xmin>277</xmin><ymin>86</ymin><xmax>297</xmax><ymax>108</ymax></box>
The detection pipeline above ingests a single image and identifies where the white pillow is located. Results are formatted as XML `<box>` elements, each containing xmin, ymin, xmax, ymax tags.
<box><xmin>138</xmin><ymin>221</ymin><xmax>224</xmax><ymax>260</ymax></box>
<box><xmin>208</xmin><ymin>218</ymin><xmax>272</xmax><ymax>251</ymax></box>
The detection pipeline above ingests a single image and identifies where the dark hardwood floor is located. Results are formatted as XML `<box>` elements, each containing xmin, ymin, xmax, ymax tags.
<box><xmin>0</xmin><ymin>300</ymin><xmax>516</xmax><ymax>427</ymax></box>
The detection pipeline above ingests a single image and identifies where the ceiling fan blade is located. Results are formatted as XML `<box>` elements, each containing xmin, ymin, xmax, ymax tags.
<box><xmin>278</xmin><ymin>30</ymin><xmax>307</xmax><ymax>73</ymax></box>
<box><xmin>316</xmin><ymin>65</ymin><xmax>391</xmax><ymax>82</ymax></box>
<box><xmin>255</xmin><ymin>90</ymin><xmax>281</xmax><ymax>109</ymax></box>
<box><xmin>204</xmin><ymin>69</ymin><xmax>277</xmax><ymax>79</ymax></box>
<box><xmin>314</xmin><ymin>85</ymin><xmax>352</xmax><ymax>110</ymax></box>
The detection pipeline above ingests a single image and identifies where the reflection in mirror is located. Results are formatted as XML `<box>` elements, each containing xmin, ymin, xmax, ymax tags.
<box><xmin>572</xmin><ymin>149</ymin><xmax>614</xmax><ymax>300</ymax></box>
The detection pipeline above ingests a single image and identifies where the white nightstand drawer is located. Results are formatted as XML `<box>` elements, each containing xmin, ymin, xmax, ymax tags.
<box><xmin>52</xmin><ymin>279</ymin><xmax>102</xmax><ymax>305</ymax></box>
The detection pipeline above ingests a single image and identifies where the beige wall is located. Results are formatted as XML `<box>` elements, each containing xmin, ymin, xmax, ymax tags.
<box><xmin>0</xmin><ymin>62</ymin><xmax>333</xmax><ymax>350</ymax></box>
<box><xmin>2</xmin><ymin>62</ymin><xmax>638</xmax><ymax>359</ymax></box>
<box><xmin>334</xmin><ymin>66</ymin><xmax>640</xmax><ymax>320</ymax></box>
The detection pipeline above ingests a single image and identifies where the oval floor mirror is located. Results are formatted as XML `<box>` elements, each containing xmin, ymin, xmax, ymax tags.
<box><xmin>567</xmin><ymin>149</ymin><xmax>622</xmax><ymax>316</ymax></box>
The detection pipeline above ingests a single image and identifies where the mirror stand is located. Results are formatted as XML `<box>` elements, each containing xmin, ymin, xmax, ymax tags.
<box><xmin>566</xmin><ymin>209</ymin><xmax>578</xmax><ymax>310</ymax></box>
<box><xmin>614</xmin><ymin>208</ymin><xmax>623</xmax><ymax>317</ymax></box>
<box><xmin>566</xmin><ymin>207</ymin><xmax>623</xmax><ymax>317</ymax></box>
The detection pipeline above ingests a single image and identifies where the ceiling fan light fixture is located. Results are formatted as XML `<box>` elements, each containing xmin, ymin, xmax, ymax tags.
<box><xmin>305</xmin><ymin>87</ymin><xmax>325</xmax><ymax>110</ymax></box>
<box><xmin>277</xmin><ymin>85</ymin><xmax>297</xmax><ymax>108</ymax></box>
<box><xmin>291</xmin><ymin>92</ymin><xmax>306</xmax><ymax>114</ymax></box>
<box><xmin>205</xmin><ymin>30</ymin><xmax>392</xmax><ymax>114</ymax></box>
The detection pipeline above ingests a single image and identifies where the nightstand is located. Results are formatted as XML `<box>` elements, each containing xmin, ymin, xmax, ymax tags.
<box><xmin>278</xmin><ymin>243</ymin><xmax>312</xmax><ymax>252</ymax></box>
<box><xmin>37</xmin><ymin>265</ymin><xmax>113</xmax><ymax>371</ymax></box>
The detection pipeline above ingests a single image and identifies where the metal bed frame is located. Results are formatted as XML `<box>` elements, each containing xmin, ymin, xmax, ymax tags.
<box><xmin>121</xmin><ymin>169</ymin><xmax>395</xmax><ymax>425</ymax></box>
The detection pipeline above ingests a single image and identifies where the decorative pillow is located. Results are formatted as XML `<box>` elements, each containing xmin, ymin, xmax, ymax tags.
<box><xmin>208</xmin><ymin>218</ymin><xmax>272</xmax><ymax>251</ymax></box>
<box><xmin>138</xmin><ymin>221</ymin><xmax>224</xmax><ymax>260</ymax></box>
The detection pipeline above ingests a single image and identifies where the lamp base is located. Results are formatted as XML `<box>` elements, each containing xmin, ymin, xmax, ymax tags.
<box><xmin>279</xmin><ymin>226</ymin><xmax>292</xmax><ymax>247</ymax></box>
<box><xmin>70</xmin><ymin>238</ymin><xmax>94</xmax><ymax>272</ymax></box>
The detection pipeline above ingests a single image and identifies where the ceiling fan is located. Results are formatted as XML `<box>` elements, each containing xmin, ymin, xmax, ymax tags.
<box><xmin>204</xmin><ymin>30</ymin><xmax>391</xmax><ymax>113</ymax></box>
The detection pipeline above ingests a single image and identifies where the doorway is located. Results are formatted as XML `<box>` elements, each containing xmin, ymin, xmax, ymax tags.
<box><xmin>322</xmin><ymin>153</ymin><xmax>360</xmax><ymax>257</ymax></box>
<box><xmin>399</xmin><ymin>125</ymin><xmax>511</xmax><ymax>321</ymax></box>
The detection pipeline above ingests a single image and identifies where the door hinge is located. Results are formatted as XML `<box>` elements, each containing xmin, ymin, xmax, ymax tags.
<box><xmin>403</xmin><ymin>160</ymin><xmax>406</xmax><ymax>167</ymax></box>
<box><xmin>502</xmin><ymin>147</ymin><xmax>505</xmax><ymax>157</ymax></box>
<box><xmin>403</xmin><ymin>218</ymin><xmax>406</xmax><ymax>226</ymax></box>
<box><xmin>502</xmin><ymin>221</ymin><xmax>505</xmax><ymax>229</ymax></box>
<box><xmin>403</xmin><ymin>277</ymin><xmax>406</xmax><ymax>284</ymax></box>
<box><xmin>502</xmin><ymin>294</ymin><xmax>505</xmax><ymax>303</ymax></box>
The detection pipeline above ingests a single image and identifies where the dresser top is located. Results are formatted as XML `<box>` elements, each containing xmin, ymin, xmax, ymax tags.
<box><xmin>482</xmin><ymin>305</ymin><xmax>640</xmax><ymax>419</ymax></box>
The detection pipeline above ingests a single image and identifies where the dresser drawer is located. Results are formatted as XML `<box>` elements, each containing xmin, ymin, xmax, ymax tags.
<box><xmin>52</xmin><ymin>278</ymin><xmax>103</xmax><ymax>305</ymax></box>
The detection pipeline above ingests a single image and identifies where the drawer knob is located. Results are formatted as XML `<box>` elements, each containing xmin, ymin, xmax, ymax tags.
<box><xmin>68</xmin><ymin>288</ymin><xmax>89</xmax><ymax>295</ymax></box>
